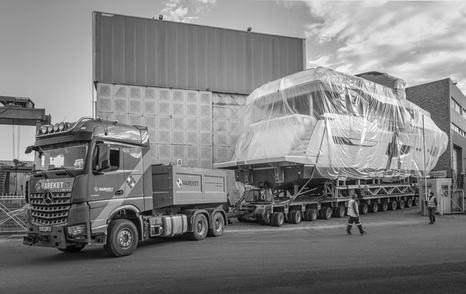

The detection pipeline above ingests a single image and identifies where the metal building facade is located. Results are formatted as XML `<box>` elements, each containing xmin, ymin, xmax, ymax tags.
<box><xmin>93</xmin><ymin>12</ymin><xmax>305</xmax><ymax>94</ymax></box>
<box><xmin>93</xmin><ymin>11</ymin><xmax>305</xmax><ymax>168</ymax></box>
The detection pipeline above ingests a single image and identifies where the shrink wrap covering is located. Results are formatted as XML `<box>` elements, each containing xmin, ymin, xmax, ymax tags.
<box><xmin>230</xmin><ymin>67</ymin><xmax>448</xmax><ymax>179</ymax></box>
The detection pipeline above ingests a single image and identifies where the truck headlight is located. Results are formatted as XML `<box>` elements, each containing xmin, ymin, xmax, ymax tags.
<box><xmin>66</xmin><ymin>224</ymin><xmax>86</xmax><ymax>237</ymax></box>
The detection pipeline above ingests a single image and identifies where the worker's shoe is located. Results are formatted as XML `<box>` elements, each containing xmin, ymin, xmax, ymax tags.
<box><xmin>360</xmin><ymin>231</ymin><xmax>367</xmax><ymax>235</ymax></box>
<box><xmin>346</xmin><ymin>225</ymin><xmax>352</xmax><ymax>235</ymax></box>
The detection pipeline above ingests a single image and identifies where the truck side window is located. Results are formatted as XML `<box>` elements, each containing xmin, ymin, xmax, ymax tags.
<box><xmin>109</xmin><ymin>147</ymin><xmax>120</xmax><ymax>171</ymax></box>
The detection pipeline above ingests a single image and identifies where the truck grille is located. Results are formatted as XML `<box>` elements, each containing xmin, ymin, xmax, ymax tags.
<box><xmin>29</xmin><ymin>192</ymin><xmax>72</xmax><ymax>226</ymax></box>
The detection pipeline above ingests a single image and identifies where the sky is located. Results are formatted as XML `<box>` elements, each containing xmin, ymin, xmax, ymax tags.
<box><xmin>1</xmin><ymin>0</ymin><xmax>465</xmax><ymax>161</ymax></box>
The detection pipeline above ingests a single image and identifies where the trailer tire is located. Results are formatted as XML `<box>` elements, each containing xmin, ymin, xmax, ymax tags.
<box><xmin>58</xmin><ymin>244</ymin><xmax>85</xmax><ymax>253</ymax></box>
<box><xmin>406</xmin><ymin>198</ymin><xmax>413</xmax><ymax>208</ymax></box>
<box><xmin>190</xmin><ymin>214</ymin><xmax>208</xmax><ymax>240</ymax></box>
<box><xmin>390</xmin><ymin>200</ymin><xmax>398</xmax><ymax>210</ymax></box>
<box><xmin>272</xmin><ymin>212</ymin><xmax>284</xmax><ymax>227</ymax></box>
<box><xmin>304</xmin><ymin>208</ymin><xmax>317</xmax><ymax>221</ymax></box>
<box><xmin>104</xmin><ymin>219</ymin><xmax>139</xmax><ymax>257</ymax></box>
<box><xmin>335</xmin><ymin>205</ymin><xmax>346</xmax><ymax>218</ymax></box>
<box><xmin>398</xmin><ymin>199</ymin><xmax>406</xmax><ymax>210</ymax></box>
<box><xmin>381</xmin><ymin>201</ymin><xmax>388</xmax><ymax>212</ymax></box>
<box><xmin>360</xmin><ymin>203</ymin><xmax>369</xmax><ymax>215</ymax></box>
<box><xmin>208</xmin><ymin>212</ymin><xmax>225</xmax><ymax>237</ymax></box>
<box><xmin>289</xmin><ymin>210</ymin><xmax>302</xmax><ymax>224</ymax></box>
<box><xmin>371</xmin><ymin>202</ymin><xmax>378</xmax><ymax>213</ymax></box>
<box><xmin>320</xmin><ymin>207</ymin><xmax>332</xmax><ymax>220</ymax></box>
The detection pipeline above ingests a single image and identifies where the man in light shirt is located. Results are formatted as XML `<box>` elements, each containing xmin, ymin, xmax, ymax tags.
<box><xmin>347</xmin><ymin>191</ymin><xmax>367</xmax><ymax>235</ymax></box>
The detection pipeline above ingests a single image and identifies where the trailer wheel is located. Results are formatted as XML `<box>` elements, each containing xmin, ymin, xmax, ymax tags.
<box><xmin>304</xmin><ymin>208</ymin><xmax>317</xmax><ymax>221</ymax></box>
<box><xmin>381</xmin><ymin>201</ymin><xmax>388</xmax><ymax>212</ymax></box>
<box><xmin>390</xmin><ymin>200</ymin><xmax>398</xmax><ymax>210</ymax></box>
<box><xmin>104</xmin><ymin>219</ymin><xmax>139</xmax><ymax>257</ymax></box>
<box><xmin>398</xmin><ymin>199</ymin><xmax>406</xmax><ymax>210</ymax></box>
<box><xmin>335</xmin><ymin>205</ymin><xmax>346</xmax><ymax>218</ymax></box>
<box><xmin>190</xmin><ymin>214</ymin><xmax>208</xmax><ymax>240</ymax></box>
<box><xmin>58</xmin><ymin>244</ymin><xmax>85</xmax><ymax>253</ymax></box>
<box><xmin>370</xmin><ymin>203</ymin><xmax>378</xmax><ymax>213</ymax></box>
<box><xmin>406</xmin><ymin>198</ymin><xmax>413</xmax><ymax>208</ymax></box>
<box><xmin>360</xmin><ymin>203</ymin><xmax>369</xmax><ymax>215</ymax></box>
<box><xmin>208</xmin><ymin>212</ymin><xmax>225</xmax><ymax>237</ymax></box>
<box><xmin>320</xmin><ymin>207</ymin><xmax>332</xmax><ymax>220</ymax></box>
<box><xmin>272</xmin><ymin>212</ymin><xmax>284</xmax><ymax>227</ymax></box>
<box><xmin>258</xmin><ymin>213</ymin><xmax>271</xmax><ymax>225</ymax></box>
<box><xmin>289</xmin><ymin>210</ymin><xmax>302</xmax><ymax>224</ymax></box>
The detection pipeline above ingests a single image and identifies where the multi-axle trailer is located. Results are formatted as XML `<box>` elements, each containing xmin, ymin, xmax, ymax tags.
<box><xmin>235</xmin><ymin>175</ymin><xmax>418</xmax><ymax>226</ymax></box>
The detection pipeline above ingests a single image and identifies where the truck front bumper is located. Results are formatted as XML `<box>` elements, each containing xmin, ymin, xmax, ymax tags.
<box><xmin>23</xmin><ymin>226</ymin><xmax>69</xmax><ymax>249</ymax></box>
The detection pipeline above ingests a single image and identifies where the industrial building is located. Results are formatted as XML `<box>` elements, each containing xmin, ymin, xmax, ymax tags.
<box><xmin>406</xmin><ymin>79</ymin><xmax>466</xmax><ymax>187</ymax></box>
<box><xmin>92</xmin><ymin>12</ymin><xmax>305</xmax><ymax>168</ymax></box>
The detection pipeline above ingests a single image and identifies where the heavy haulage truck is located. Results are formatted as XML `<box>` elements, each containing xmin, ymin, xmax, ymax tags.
<box><xmin>215</xmin><ymin>67</ymin><xmax>448</xmax><ymax>226</ymax></box>
<box><xmin>23</xmin><ymin>118</ymin><xmax>228</xmax><ymax>257</ymax></box>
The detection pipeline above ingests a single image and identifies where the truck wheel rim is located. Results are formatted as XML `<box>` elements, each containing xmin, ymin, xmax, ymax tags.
<box><xmin>215</xmin><ymin>218</ymin><xmax>222</xmax><ymax>231</ymax></box>
<box><xmin>197</xmin><ymin>220</ymin><xmax>205</xmax><ymax>234</ymax></box>
<box><xmin>118</xmin><ymin>229</ymin><xmax>133</xmax><ymax>249</ymax></box>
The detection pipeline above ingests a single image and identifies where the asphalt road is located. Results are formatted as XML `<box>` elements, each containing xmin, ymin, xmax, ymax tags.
<box><xmin>1</xmin><ymin>209</ymin><xmax>466</xmax><ymax>294</ymax></box>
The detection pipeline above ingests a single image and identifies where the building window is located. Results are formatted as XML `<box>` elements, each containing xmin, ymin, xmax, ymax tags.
<box><xmin>451</xmin><ymin>98</ymin><xmax>462</xmax><ymax>115</ymax></box>
<box><xmin>451</xmin><ymin>123</ymin><xmax>466</xmax><ymax>137</ymax></box>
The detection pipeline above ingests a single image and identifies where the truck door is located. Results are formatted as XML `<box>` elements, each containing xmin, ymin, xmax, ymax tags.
<box><xmin>121</xmin><ymin>145</ymin><xmax>144</xmax><ymax>211</ymax></box>
<box><xmin>88</xmin><ymin>143</ymin><xmax>125</xmax><ymax>234</ymax></box>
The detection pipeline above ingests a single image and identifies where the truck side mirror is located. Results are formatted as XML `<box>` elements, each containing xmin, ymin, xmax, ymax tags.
<box><xmin>95</xmin><ymin>143</ymin><xmax>110</xmax><ymax>172</ymax></box>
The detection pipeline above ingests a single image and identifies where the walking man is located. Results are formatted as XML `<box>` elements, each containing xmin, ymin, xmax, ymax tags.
<box><xmin>425</xmin><ymin>191</ymin><xmax>438</xmax><ymax>224</ymax></box>
<box><xmin>347</xmin><ymin>192</ymin><xmax>366</xmax><ymax>235</ymax></box>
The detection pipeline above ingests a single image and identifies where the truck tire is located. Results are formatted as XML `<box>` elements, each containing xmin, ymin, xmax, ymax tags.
<box><xmin>371</xmin><ymin>202</ymin><xmax>378</xmax><ymax>213</ymax></box>
<box><xmin>58</xmin><ymin>244</ymin><xmax>85</xmax><ymax>253</ymax></box>
<box><xmin>398</xmin><ymin>199</ymin><xmax>405</xmax><ymax>209</ymax></box>
<box><xmin>414</xmin><ymin>197</ymin><xmax>419</xmax><ymax>206</ymax></box>
<box><xmin>272</xmin><ymin>212</ymin><xmax>284</xmax><ymax>227</ymax></box>
<box><xmin>208</xmin><ymin>212</ymin><xmax>225</xmax><ymax>237</ymax></box>
<box><xmin>406</xmin><ymin>198</ymin><xmax>413</xmax><ymax>208</ymax></box>
<box><xmin>390</xmin><ymin>200</ymin><xmax>398</xmax><ymax>210</ymax></box>
<box><xmin>360</xmin><ymin>203</ymin><xmax>369</xmax><ymax>215</ymax></box>
<box><xmin>190</xmin><ymin>213</ymin><xmax>209</xmax><ymax>240</ymax></box>
<box><xmin>104</xmin><ymin>219</ymin><xmax>139</xmax><ymax>257</ymax></box>
<box><xmin>381</xmin><ymin>201</ymin><xmax>388</xmax><ymax>212</ymax></box>
<box><xmin>289</xmin><ymin>210</ymin><xmax>302</xmax><ymax>224</ymax></box>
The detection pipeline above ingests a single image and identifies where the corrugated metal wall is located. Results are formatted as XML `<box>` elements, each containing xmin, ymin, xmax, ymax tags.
<box><xmin>93</xmin><ymin>12</ymin><xmax>305</xmax><ymax>94</ymax></box>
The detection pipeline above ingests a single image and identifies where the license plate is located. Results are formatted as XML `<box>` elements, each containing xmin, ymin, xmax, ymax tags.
<box><xmin>39</xmin><ymin>226</ymin><xmax>51</xmax><ymax>232</ymax></box>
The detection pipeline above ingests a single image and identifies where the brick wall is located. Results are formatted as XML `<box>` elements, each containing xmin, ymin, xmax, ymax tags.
<box><xmin>406</xmin><ymin>79</ymin><xmax>452</xmax><ymax>175</ymax></box>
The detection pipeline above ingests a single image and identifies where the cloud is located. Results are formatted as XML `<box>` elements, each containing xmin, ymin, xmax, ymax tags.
<box><xmin>302</xmin><ymin>1</ymin><xmax>466</xmax><ymax>93</ymax></box>
<box><xmin>159</xmin><ymin>0</ymin><xmax>217</xmax><ymax>22</ymax></box>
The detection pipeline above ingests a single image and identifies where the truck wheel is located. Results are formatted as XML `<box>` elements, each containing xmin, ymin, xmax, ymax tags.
<box><xmin>414</xmin><ymin>197</ymin><xmax>419</xmax><ymax>206</ymax></box>
<box><xmin>398</xmin><ymin>200</ymin><xmax>405</xmax><ymax>209</ymax></box>
<box><xmin>335</xmin><ymin>205</ymin><xmax>346</xmax><ymax>218</ymax></box>
<box><xmin>104</xmin><ymin>219</ymin><xmax>139</xmax><ymax>257</ymax></box>
<box><xmin>360</xmin><ymin>203</ymin><xmax>369</xmax><ymax>215</ymax></box>
<box><xmin>406</xmin><ymin>198</ymin><xmax>413</xmax><ymax>208</ymax></box>
<box><xmin>289</xmin><ymin>210</ymin><xmax>302</xmax><ymax>224</ymax></box>
<box><xmin>272</xmin><ymin>212</ymin><xmax>284</xmax><ymax>227</ymax></box>
<box><xmin>390</xmin><ymin>200</ymin><xmax>398</xmax><ymax>210</ymax></box>
<box><xmin>190</xmin><ymin>214</ymin><xmax>208</xmax><ymax>240</ymax></box>
<box><xmin>208</xmin><ymin>212</ymin><xmax>225</xmax><ymax>237</ymax></box>
<box><xmin>371</xmin><ymin>203</ymin><xmax>378</xmax><ymax>213</ymax></box>
<box><xmin>58</xmin><ymin>244</ymin><xmax>85</xmax><ymax>253</ymax></box>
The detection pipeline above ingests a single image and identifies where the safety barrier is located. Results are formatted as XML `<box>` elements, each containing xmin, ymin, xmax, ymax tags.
<box><xmin>0</xmin><ymin>194</ymin><xmax>27</xmax><ymax>235</ymax></box>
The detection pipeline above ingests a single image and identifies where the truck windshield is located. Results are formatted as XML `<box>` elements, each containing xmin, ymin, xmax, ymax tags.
<box><xmin>34</xmin><ymin>143</ymin><xmax>88</xmax><ymax>171</ymax></box>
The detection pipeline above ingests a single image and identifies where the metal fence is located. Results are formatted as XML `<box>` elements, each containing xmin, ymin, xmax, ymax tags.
<box><xmin>0</xmin><ymin>195</ymin><xmax>27</xmax><ymax>235</ymax></box>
